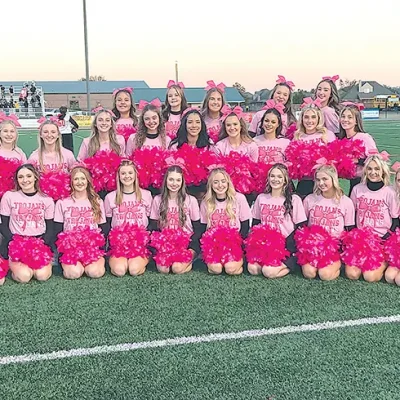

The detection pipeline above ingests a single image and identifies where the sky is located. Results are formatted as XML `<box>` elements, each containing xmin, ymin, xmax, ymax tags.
<box><xmin>1</xmin><ymin>0</ymin><xmax>399</xmax><ymax>93</ymax></box>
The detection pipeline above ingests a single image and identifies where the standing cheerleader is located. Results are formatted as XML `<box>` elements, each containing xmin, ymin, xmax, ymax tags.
<box><xmin>249</xmin><ymin>75</ymin><xmax>297</xmax><ymax>137</ymax></box>
<box><xmin>215</xmin><ymin>105</ymin><xmax>258</xmax><ymax>162</ymax></box>
<box><xmin>54</xmin><ymin>166</ymin><xmax>107</xmax><ymax>279</ymax></box>
<box><xmin>149</xmin><ymin>164</ymin><xmax>201</xmax><ymax>274</ymax></box>
<box><xmin>199</xmin><ymin>168</ymin><xmax>250</xmax><ymax>275</ymax></box>
<box><xmin>112</xmin><ymin>87</ymin><xmax>138</xmax><ymax>142</ymax></box>
<box><xmin>126</xmin><ymin>101</ymin><xmax>170</xmax><ymax>157</ymax></box>
<box><xmin>162</xmin><ymin>80</ymin><xmax>189</xmax><ymax>139</ymax></box>
<box><xmin>338</xmin><ymin>102</ymin><xmax>378</xmax><ymax>194</ymax></box>
<box><xmin>0</xmin><ymin>117</ymin><xmax>27</xmax><ymax>162</ymax></box>
<box><xmin>250</xmin><ymin>163</ymin><xmax>307</xmax><ymax>278</ymax></box>
<box><xmin>28</xmin><ymin>119</ymin><xmax>76</xmax><ymax>172</ymax></box>
<box><xmin>314</xmin><ymin>75</ymin><xmax>341</xmax><ymax>134</ymax></box>
<box><xmin>104</xmin><ymin>160</ymin><xmax>152</xmax><ymax>276</ymax></box>
<box><xmin>200</xmin><ymin>80</ymin><xmax>226</xmax><ymax>143</ymax></box>
<box><xmin>302</xmin><ymin>164</ymin><xmax>355</xmax><ymax>280</ymax></box>
<box><xmin>348</xmin><ymin>155</ymin><xmax>399</xmax><ymax>281</ymax></box>
<box><xmin>0</xmin><ymin>164</ymin><xmax>54</xmax><ymax>283</ymax></box>
<box><xmin>77</xmin><ymin>109</ymin><xmax>125</xmax><ymax>161</ymax></box>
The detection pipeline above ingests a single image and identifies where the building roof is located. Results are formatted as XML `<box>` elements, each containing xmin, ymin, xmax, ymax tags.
<box><xmin>342</xmin><ymin>80</ymin><xmax>396</xmax><ymax>101</ymax></box>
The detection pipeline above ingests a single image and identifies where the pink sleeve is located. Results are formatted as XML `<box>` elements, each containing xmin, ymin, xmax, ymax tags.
<box><xmin>252</xmin><ymin>195</ymin><xmax>261</xmax><ymax>220</ymax></box>
<box><xmin>199</xmin><ymin>201</ymin><xmax>208</xmax><ymax>224</ymax></box>
<box><xmin>0</xmin><ymin>192</ymin><xmax>12</xmax><ymax>216</ymax></box>
<box><xmin>343</xmin><ymin>196</ymin><xmax>355</xmax><ymax>226</ymax></box>
<box><xmin>66</xmin><ymin>150</ymin><xmax>76</xmax><ymax>169</ymax></box>
<box><xmin>54</xmin><ymin>200</ymin><xmax>64</xmax><ymax>223</ymax></box>
<box><xmin>323</xmin><ymin>107</ymin><xmax>339</xmax><ymax>133</ymax></box>
<box><xmin>99</xmin><ymin>200</ymin><xmax>106</xmax><ymax>224</ymax></box>
<box><xmin>189</xmin><ymin>196</ymin><xmax>200</xmax><ymax>221</ymax></box>
<box><xmin>27</xmin><ymin>150</ymin><xmax>39</xmax><ymax>165</ymax></box>
<box><xmin>326</xmin><ymin>130</ymin><xmax>337</xmax><ymax>143</ymax></box>
<box><xmin>44</xmin><ymin>196</ymin><xmax>55</xmax><ymax>219</ymax></box>
<box><xmin>388</xmin><ymin>188</ymin><xmax>399</xmax><ymax>218</ymax></box>
<box><xmin>104</xmin><ymin>194</ymin><xmax>112</xmax><ymax>218</ymax></box>
<box><xmin>117</xmin><ymin>135</ymin><xmax>126</xmax><ymax>156</ymax></box>
<box><xmin>165</xmin><ymin>136</ymin><xmax>172</xmax><ymax>148</ymax></box>
<box><xmin>303</xmin><ymin>195</ymin><xmax>311</xmax><ymax>218</ymax></box>
<box><xmin>249</xmin><ymin>112</ymin><xmax>261</xmax><ymax>133</ymax></box>
<box><xmin>126</xmin><ymin>136</ymin><xmax>135</xmax><ymax>157</ymax></box>
<box><xmin>292</xmin><ymin>195</ymin><xmax>307</xmax><ymax>223</ymax></box>
<box><xmin>17</xmin><ymin>148</ymin><xmax>27</xmax><ymax>162</ymax></box>
<box><xmin>238</xmin><ymin>193</ymin><xmax>251</xmax><ymax>221</ymax></box>
<box><xmin>214</xmin><ymin>140</ymin><xmax>223</xmax><ymax>155</ymax></box>
<box><xmin>364</xmin><ymin>134</ymin><xmax>378</xmax><ymax>155</ymax></box>
<box><xmin>150</xmin><ymin>196</ymin><xmax>161</xmax><ymax>220</ymax></box>
<box><xmin>142</xmin><ymin>190</ymin><xmax>152</xmax><ymax>217</ymax></box>
<box><xmin>249</xmin><ymin>142</ymin><xmax>259</xmax><ymax>162</ymax></box>
<box><xmin>77</xmin><ymin>138</ymin><xmax>89</xmax><ymax>161</ymax></box>
<box><xmin>350</xmin><ymin>186</ymin><xmax>357</xmax><ymax>207</ymax></box>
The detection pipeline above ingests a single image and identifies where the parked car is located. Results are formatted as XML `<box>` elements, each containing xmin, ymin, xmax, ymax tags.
<box><xmin>44</xmin><ymin>108</ymin><xmax>84</xmax><ymax>117</ymax></box>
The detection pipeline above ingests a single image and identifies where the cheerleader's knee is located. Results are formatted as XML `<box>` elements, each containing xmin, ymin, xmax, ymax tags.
<box><xmin>224</xmin><ymin>260</ymin><xmax>243</xmax><ymax>275</ymax></box>
<box><xmin>207</xmin><ymin>263</ymin><xmax>223</xmax><ymax>275</ymax></box>
<box><xmin>10</xmin><ymin>262</ymin><xmax>33</xmax><ymax>283</ymax></box>
<box><xmin>85</xmin><ymin>257</ymin><xmax>106</xmax><ymax>279</ymax></box>
<box><xmin>109</xmin><ymin>256</ymin><xmax>128</xmax><ymax>277</ymax></box>
<box><xmin>345</xmin><ymin>265</ymin><xmax>362</xmax><ymax>281</ymax></box>
<box><xmin>247</xmin><ymin>263</ymin><xmax>262</xmax><ymax>275</ymax></box>
<box><xmin>128</xmin><ymin>257</ymin><xmax>148</xmax><ymax>276</ymax></box>
<box><xmin>171</xmin><ymin>262</ymin><xmax>192</xmax><ymax>274</ymax></box>
<box><xmin>301</xmin><ymin>264</ymin><xmax>317</xmax><ymax>279</ymax></box>
<box><xmin>0</xmin><ymin>277</ymin><xmax>5</xmax><ymax>286</ymax></box>
<box><xmin>34</xmin><ymin>264</ymin><xmax>52</xmax><ymax>282</ymax></box>
<box><xmin>384</xmin><ymin>267</ymin><xmax>399</xmax><ymax>284</ymax></box>
<box><xmin>262</xmin><ymin>265</ymin><xmax>289</xmax><ymax>279</ymax></box>
<box><xmin>62</xmin><ymin>264</ymin><xmax>84</xmax><ymax>280</ymax></box>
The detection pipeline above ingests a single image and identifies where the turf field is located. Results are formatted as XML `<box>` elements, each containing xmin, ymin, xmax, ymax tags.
<box><xmin>1</xmin><ymin>120</ymin><xmax>400</xmax><ymax>400</ymax></box>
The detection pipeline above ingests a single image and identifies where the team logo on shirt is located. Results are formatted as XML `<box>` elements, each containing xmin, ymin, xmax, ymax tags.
<box><xmin>165</xmin><ymin>121</ymin><xmax>181</xmax><ymax>138</ymax></box>
<box><xmin>210</xmin><ymin>209</ymin><xmax>232</xmax><ymax>228</ymax></box>
<box><xmin>68</xmin><ymin>207</ymin><xmax>95</xmax><ymax>227</ymax></box>
<box><xmin>260</xmin><ymin>204</ymin><xmax>285</xmax><ymax>231</ymax></box>
<box><xmin>117</xmin><ymin>201</ymin><xmax>144</xmax><ymax>225</ymax></box>
<box><xmin>15</xmin><ymin>203</ymin><xmax>44</xmax><ymax>231</ymax></box>
<box><xmin>309</xmin><ymin>206</ymin><xmax>340</xmax><ymax>234</ymax></box>
<box><xmin>258</xmin><ymin>147</ymin><xmax>284</xmax><ymax>164</ymax></box>
<box><xmin>357</xmin><ymin>196</ymin><xmax>384</xmax><ymax>228</ymax></box>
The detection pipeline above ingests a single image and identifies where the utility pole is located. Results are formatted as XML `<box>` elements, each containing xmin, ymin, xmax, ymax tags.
<box><xmin>175</xmin><ymin>61</ymin><xmax>179</xmax><ymax>83</ymax></box>
<box><xmin>83</xmin><ymin>0</ymin><xmax>91</xmax><ymax>111</ymax></box>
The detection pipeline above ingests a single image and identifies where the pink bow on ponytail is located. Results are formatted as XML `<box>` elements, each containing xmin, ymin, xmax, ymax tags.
<box><xmin>276</xmin><ymin>75</ymin><xmax>295</xmax><ymax>90</ymax></box>
<box><xmin>112</xmin><ymin>87</ymin><xmax>133</xmax><ymax>96</ymax></box>
<box><xmin>165</xmin><ymin>156</ymin><xmax>186</xmax><ymax>170</ymax></box>
<box><xmin>341</xmin><ymin>101</ymin><xmax>365</xmax><ymax>111</ymax></box>
<box><xmin>138</xmin><ymin>98</ymin><xmax>162</xmax><ymax>110</ymax></box>
<box><xmin>220</xmin><ymin>105</ymin><xmax>244</xmax><ymax>122</ymax></box>
<box><xmin>322</xmin><ymin>75</ymin><xmax>339</xmax><ymax>83</ymax></box>
<box><xmin>0</xmin><ymin>112</ymin><xmax>21</xmax><ymax>127</ymax></box>
<box><xmin>167</xmin><ymin>80</ymin><xmax>185</xmax><ymax>89</ymax></box>
<box><xmin>205</xmin><ymin>80</ymin><xmax>226</xmax><ymax>92</ymax></box>
<box><xmin>300</xmin><ymin>97</ymin><xmax>322</xmax><ymax>109</ymax></box>
<box><xmin>312</xmin><ymin>157</ymin><xmax>330</xmax><ymax>170</ymax></box>
<box><xmin>261</xmin><ymin>99</ymin><xmax>285</xmax><ymax>115</ymax></box>
<box><xmin>391</xmin><ymin>161</ymin><xmax>400</xmax><ymax>172</ymax></box>
<box><xmin>368</xmin><ymin>149</ymin><xmax>390</xmax><ymax>161</ymax></box>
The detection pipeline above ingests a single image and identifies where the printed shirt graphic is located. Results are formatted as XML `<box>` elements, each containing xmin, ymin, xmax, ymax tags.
<box><xmin>165</xmin><ymin>114</ymin><xmax>181</xmax><ymax>138</ymax></box>
<box><xmin>54</xmin><ymin>197</ymin><xmax>106</xmax><ymax>232</ymax></box>
<box><xmin>0</xmin><ymin>147</ymin><xmax>27</xmax><ymax>163</ymax></box>
<box><xmin>252</xmin><ymin>193</ymin><xmax>306</xmax><ymax>237</ymax></box>
<box><xmin>0</xmin><ymin>191</ymin><xmax>54</xmax><ymax>236</ymax></box>
<box><xmin>104</xmin><ymin>190</ymin><xmax>152</xmax><ymax>228</ymax></box>
<box><xmin>204</xmin><ymin>115</ymin><xmax>222</xmax><ymax>142</ymax></box>
<box><xmin>303</xmin><ymin>194</ymin><xmax>355</xmax><ymax>237</ymax></box>
<box><xmin>254</xmin><ymin>136</ymin><xmax>290</xmax><ymax>164</ymax></box>
<box><xmin>116</xmin><ymin>118</ymin><xmax>136</xmax><ymax>135</ymax></box>
<box><xmin>28</xmin><ymin>147</ymin><xmax>76</xmax><ymax>172</ymax></box>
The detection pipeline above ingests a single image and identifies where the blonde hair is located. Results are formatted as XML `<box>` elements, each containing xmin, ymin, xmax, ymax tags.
<box><xmin>203</xmin><ymin>168</ymin><xmax>236</xmax><ymax>228</ymax></box>
<box><xmin>313</xmin><ymin>164</ymin><xmax>343</xmax><ymax>202</ymax></box>
<box><xmin>338</xmin><ymin>105</ymin><xmax>365</xmax><ymax>139</ymax></box>
<box><xmin>294</xmin><ymin>106</ymin><xmax>328</xmax><ymax>143</ymax></box>
<box><xmin>0</xmin><ymin>120</ymin><xmax>19</xmax><ymax>150</ymax></box>
<box><xmin>394</xmin><ymin>169</ymin><xmax>400</xmax><ymax>202</ymax></box>
<box><xmin>115</xmin><ymin>160</ymin><xmax>142</xmax><ymax>206</ymax></box>
<box><xmin>219</xmin><ymin>115</ymin><xmax>252</xmax><ymax>143</ymax></box>
<box><xmin>362</xmin><ymin>155</ymin><xmax>391</xmax><ymax>186</ymax></box>
<box><xmin>38</xmin><ymin>122</ymin><xmax>64</xmax><ymax>171</ymax></box>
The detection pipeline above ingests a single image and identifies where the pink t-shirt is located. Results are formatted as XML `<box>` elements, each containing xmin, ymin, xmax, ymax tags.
<box><xmin>77</xmin><ymin>135</ymin><xmax>126</xmax><ymax>161</ymax></box>
<box><xmin>321</xmin><ymin>106</ymin><xmax>339</xmax><ymax>134</ymax></box>
<box><xmin>0</xmin><ymin>190</ymin><xmax>54</xmax><ymax>236</ymax></box>
<box><xmin>104</xmin><ymin>189</ymin><xmax>152</xmax><ymax>228</ymax></box>
<box><xmin>249</xmin><ymin>110</ymin><xmax>288</xmax><ymax>137</ymax></box>
<box><xmin>150</xmin><ymin>194</ymin><xmax>200</xmax><ymax>233</ymax></box>
<box><xmin>215</xmin><ymin>137</ymin><xmax>259</xmax><ymax>162</ymax></box>
<box><xmin>115</xmin><ymin>118</ymin><xmax>136</xmax><ymax>135</ymax></box>
<box><xmin>28</xmin><ymin>147</ymin><xmax>76</xmax><ymax>172</ymax></box>
<box><xmin>297</xmin><ymin>129</ymin><xmax>336</xmax><ymax>144</ymax></box>
<box><xmin>350</xmin><ymin>184</ymin><xmax>399</xmax><ymax>237</ymax></box>
<box><xmin>165</xmin><ymin>113</ymin><xmax>181</xmax><ymax>138</ymax></box>
<box><xmin>126</xmin><ymin>134</ymin><xmax>171</xmax><ymax>157</ymax></box>
<box><xmin>303</xmin><ymin>193</ymin><xmax>355</xmax><ymax>237</ymax></box>
<box><xmin>252</xmin><ymin>193</ymin><xmax>306</xmax><ymax>237</ymax></box>
<box><xmin>0</xmin><ymin>147</ymin><xmax>27</xmax><ymax>162</ymax></box>
<box><xmin>54</xmin><ymin>196</ymin><xmax>106</xmax><ymax>232</ymax></box>
<box><xmin>199</xmin><ymin>192</ymin><xmax>251</xmax><ymax>231</ymax></box>
<box><xmin>204</xmin><ymin>115</ymin><xmax>222</xmax><ymax>143</ymax></box>
<box><xmin>253</xmin><ymin>136</ymin><xmax>290</xmax><ymax>164</ymax></box>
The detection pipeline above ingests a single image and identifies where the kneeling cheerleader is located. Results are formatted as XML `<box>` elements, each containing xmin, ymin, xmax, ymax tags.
<box><xmin>199</xmin><ymin>167</ymin><xmax>251</xmax><ymax>275</ymax></box>
<box><xmin>104</xmin><ymin>160</ymin><xmax>152</xmax><ymax>276</ymax></box>
<box><xmin>54</xmin><ymin>166</ymin><xmax>107</xmax><ymax>279</ymax></box>
<box><xmin>0</xmin><ymin>164</ymin><xmax>54</xmax><ymax>283</ymax></box>
<box><xmin>248</xmin><ymin>163</ymin><xmax>307</xmax><ymax>278</ymax></box>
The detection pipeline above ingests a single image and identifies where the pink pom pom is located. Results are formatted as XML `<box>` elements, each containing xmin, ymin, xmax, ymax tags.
<box><xmin>9</xmin><ymin>235</ymin><xmax>53</xmax><ymax>270</ymax></box>
<box><xmin>56</xmin><ymin>227</ymin><xmax>105</xmax><ymax>266</ymax></box>
<box><xmin>383</xmin><ymin>229</ymin><xmax>400</xmax><ymax>269</ymax></box>
<box><xmin>84</xmin><ymin>150</ymin><xmax>122</xmax><ymax>192</ymax></box>
<box><xmin>0</xmin><ymin>257</ymin><xmax>9</xmax><ymax>279</ymax></box>
<box><xmin>150</xmin><ymin>228</ymin><xmax>192</xmax><ymax>267</ymax></box>
<box><xmin>295</xmin><ymin>225</ymin><xmax>340</xmax><ymax>269</ymax></box>
<box><xmin>285</xmin><ymin>123</ymin><xmax>297</xmax><ymax>140</ymax></box>
<box><xmin>253</xmin><ymin>162</ymin><xmax>273</xmax><ymax>194</ymax></box>
<box><xmin>200</xmin><ymin>226</ymin><xmax>243</xmax><ymax>264</ymax></box>
<box><xmin>207</xmin><ymin>126</ymin><xmax>220</xmax><ymax>144</ymax></box>
<box><xmin>341</xmin><ymin>228</ymin><xmax>384</xmax><ymax>271</ymax></box>
<box><xmin>165</xmin><ymin>121</ymin><xmax>181</xmax><ymax>139</ymax></box>
<box><xmin>244</xmin><ymin>225</ymin><xmax>289</xmax><ymax>266</ymax></box>
<box><xmin>116</xmin><ymin>124</ymin><xmax>137</xmax><ymax>143</ymax></box>
<box><xmin>0</xmin><ymin>156</ymin><xmax>21</xmax><ymax>199</ymax></box>
<box><xmin>108</xmin><ymin>224</ymin><xmax>150</xmax><ymax>259</ymax></box>
<box><xmin>39</xmin><ymin>170</ymin><xmax>70</xmax><ymax>201</ymax></box>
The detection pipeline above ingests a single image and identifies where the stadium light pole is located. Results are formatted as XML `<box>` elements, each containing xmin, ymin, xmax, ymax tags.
<box><xmin>83</xmin><ymin>0</ymin><xmax>91</xmax><ymax>112</ymax></box>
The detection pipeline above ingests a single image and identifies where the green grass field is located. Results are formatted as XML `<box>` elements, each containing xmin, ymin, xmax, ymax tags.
<box><xmin>1</xmin><ymin>120</ymin><xmax>400</xmax><ymax>400</ymax></box>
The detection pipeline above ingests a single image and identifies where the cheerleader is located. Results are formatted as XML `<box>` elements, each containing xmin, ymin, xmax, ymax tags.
<box><xmin>0</xmin><ymin>164</ymin><xmax>54</xmax><ymax>283</ymax></box>
<box><xmin>249</xmin><ymin>75</ymin><xmax>297</xmax><ymax>138</ymax></box>
<box><xmin>28</xmin><ymin>119</ymin><xmax>76</xmax><ymax>172</ymax></box>
<box><xmin>126</xmin><ymin>101</ymin><xmax>170</xmax><ymax>157</ymax></box>
<box><xmin>162</xmin><ymin>80</ymin><xmax>188</xmax><ymax>139</ymax></box>
<box><xmin>112</xmin><ymin>87</ymin><xmax>138</xmax><ymax>142</ymax></box>
<box><xmin>104</xmin><ymin>160</ymin><xmax>152</xmax><ymax>276</ymax></box>
<box><xmin>199</xmin><ymin>168</ymin><xmax>250</xmax><ymax>275</ymax></box>
<box><xmin>215</xmin><ymin>105</ymin><xmax>258</xmax><ymax>162</ymax></box>
<box><xmin>77</xmin><ymin>109</ymin><xmax>125</xmax><ymax>161</ymax></box>
<box><xmin>302</xmin><ymin>164</ymin><xmax>355</xmax><ymax>280</ymax></box>
<box><xmin>338</xmin><ymin>102</ymin><xmax>378</xmax><ymax>194</ymax></box>
<box><xmin>0</xmin><ymin>117</ymin><xmax>27</xmax><ymax>162</ymax></box>
<box><xmin>250</xmin><ymin>163</ymin><xmax>307</xmax><ymax>278</ymax></box>
<box><xmin>314</xmin><ymin>75</ymin><xmax>341</xmax><ymax>134</ymax></box>
<box><xmin>200</xmin><ymin>80</ymin><xmax>226</xmax><ymax>143</ymax></box>
<box><xmin>149</xmin><ymin>163</ymin><xmax>201</xmax><ymax>274</ymax></box>
<box><xmin>54</xmin><ymin>166</ymin><xmax>107</xmax><ymax>279</ymax></box>
<box><xmin>348</xmin><ymin>155</ymin><xmax>399</xmax><ymax>282</ymax></box>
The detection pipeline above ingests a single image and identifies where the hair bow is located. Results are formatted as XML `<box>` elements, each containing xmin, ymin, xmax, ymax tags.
<box><xmin>312</xmin><ymin>157</ymin><xmax>331</xmax><ymax>170</ymax></box>
<box><xmin>207</xmin><ymin>163</ymin><xmax>225</xmax><ymax>172</ymax></box>
<box><xmin>220</xmin><ymin>105</ymin><xmax>244</xmax><ymax>122</ymax></box>
<box><xmin>0</xmin><ymin>112</ymin><xmax>21</xmax><ymax>127</ymax></box>
<box><xmin>167</xmin><ymin>80</ymin><xmax>185</xmax><ymax>89</ymax></box>
<box><xmin>165</xmin><ymin>156</ymin><xmax>186</xmax><ymax>170</ymax></box>
<box><xmin>341</xmin><ymin>101</ymin><xmax>365</xmax><ymax>111</ymax></box>
<box><xmin>276</xmin><ymin>75</ymin><xmax>295</xmax><ymax>90</ymax></box>
<box><xmin>391</xmin><ymin>161</ymin><xmax>400</xmax><ymax>172</ymax></box>
<box><xmin>322</xmin><ymin>75</ymin><xmax>339</xmax><ymax>83</ymax></box>
<box><xmin>181</xmin><ymin>107</ymin><xmax>199</xmax><ymax>119</ymax></box>
<box><xmin>112</xmin><ymin>87</ymin><xmax>133</xmax><ymax>96</ymax></box>
<box><xmin>368</xmin><ymin>149</ymin><xmax>390</xmax><ymax>161</ymax></box>
<box><xmin>300</xmin><ymin>97</ymin><xmax>322</xmax><ymax>109</ymax></box>
<box><xmin>205</xmin><ymin>80</ymin><xmax>226</xmax><ymax>93</ymax></box>
<box><xmin>138</xmin><ymin>98</ymin><xmax>162</xmax><ymax>110</ymax></box>
<box><xmin>262</xmin><ymin>99</ymin><xmax>285</xmax><ymax>115</ymax></box>
<box><xmin>93</xmin><ymin>108</ymin><xmax>116</xmax><ymax>117</ymax></box>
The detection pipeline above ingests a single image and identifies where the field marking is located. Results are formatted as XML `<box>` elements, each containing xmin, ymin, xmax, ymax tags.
<box><xmin>1</xmin><ymin>314</ymin><xmax>399</xmax><ymax>366</ymax></box>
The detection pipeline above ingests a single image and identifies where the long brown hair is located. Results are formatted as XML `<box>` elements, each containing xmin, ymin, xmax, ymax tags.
<box><xmin>38</xmin><ymin>122</ymin><xmax>64</xmax><ymax>171</ymax></box>
<box><xmin>338</xmin><ymin>105</ymin><xmax>366</xmax><ymax>139</ymax></box>
<box><xmin>135</xmin><ymin>104</ymin><xmax>167</xmax><ymax>149</ymax></box>
<box><xmin>219</xmin><ymin>114</ymin><xmax>252</xmax><ymax>143</ymax></box>
<box><xmin>201</xmin><ymin>88</ymin><xmax>225</xmax><ymax>118</ymax></box>
<box><xmin>115</xmin><ymin>160</ymin><xmax>142</xmax><ymax>206</ymax></box>
<box><xmin>162</xmin><ymin>85</ymin><xmax>188</xmax><ymax>120</ymax></box>
<box><xmin>112</xmin><ymin>89</ymin><xmax>138</xmax><ymax>125</ymax></box>
<box><xmin>315</xmin><ymin>79</ymin><xmax>341</xmax><ymax>115</ymax></box>
<box><xmin>14</xmin><ymin>163</ymin><xmax>43</xmax><ymax>194</ymax></box>
<box><xmin>270</xmin><ymin>84</ymin><xmax>297</xmax><ymax>125</ymax></box>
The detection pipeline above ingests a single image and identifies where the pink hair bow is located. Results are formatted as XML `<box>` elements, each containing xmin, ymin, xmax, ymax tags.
<box><xmin>322</xmin><ymin>75</ymin><xmax>339</xmax><ymax>83</ymax></box>
<box><xmin>112</xmin><ymin>87</ymin><xmax>133</xmax><ymax>96</ymax></box>
<box><xmin>37</xmin><ymin>116</ymin><xmax>47</xmax><ymax>124</ymax></box>
<box><xmin>207</xmin><ymin>163</ymin><xmax>225</xmax><ymax>171</ymax></box>
<box><xmin>93</xmin><ymin>108</ymin><xmax>116</xmax><ymax>117</ymax></box>
<box><xmin>138</xmin><ymin>98</ymin><xmax>162</xmax><ymax>110</ymax></box>
<box><xmin>341</xmin><ymin>101</ymin><xmax>365</xmax><ymax>111</ymax></box>
<box><xmin>181</xmin><ymin>107</ymin><xmax>199</xmax><ymax>119</ymax></box>
<box><xmin>220</xmin><ymin>105</ymin><xmax>244</xmax><ymax>122</ymax></box>
<box><xmin>167</xmin><ymin>80</ymin><xmax>185</xmax><ymax>89</ymax></box>
<box><xmin>165</xmin><ymin>156</ymin><xmax>186</xmax><ymax>170</ymax></box>
<box><xmin>312</xmin><ymin>157</ymin><xmax>330</xmax><ymax>170</ymax></box>
<box><xmin>368</xmin><ymin>149</ymin><xmax>390</xmax><ymax>161</ymax></box>
<box><xmin>391</xmin><ymin>161</ymin><xmax>400</xmax><ymax>172</ymax></box>
<box><xmin>276</xmin><ymin>75</ymin><xmax>295</xmax><ymax>90</ymax></box>
<box><xmin>0</xmin><ymin>113</ymin><xmax>21</xmax><ymax>127</ymax></box>
<box><xmin>262</xmin><ymin>99</ymin><xmax>285</xmax><ymax>115</ymax></box>
<box><xmin>300</xmin><ymin>97</ymin><xmax>322</xmax><ymax>109</ymax></box>
<box><xmin>205</xmin><ymin>80</ymin><xmax>226</xmax><ymax>93</ymax></box>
